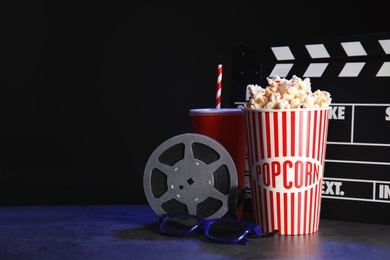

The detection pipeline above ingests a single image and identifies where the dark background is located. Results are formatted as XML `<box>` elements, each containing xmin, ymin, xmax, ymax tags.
<box><xmin>1</xmin><ymin>1</ymin><xmax>388</xmax><ymax>206</ymax></box>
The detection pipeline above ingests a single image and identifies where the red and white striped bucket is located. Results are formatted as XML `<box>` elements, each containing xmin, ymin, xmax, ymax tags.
<box><xmin>244</xmin><ymin>107</ymin><xmax>330</xmax><ymax>235</ymax></box>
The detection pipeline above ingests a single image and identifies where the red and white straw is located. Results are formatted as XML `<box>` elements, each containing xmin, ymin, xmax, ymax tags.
<box><xmin>216</xmin><ymin>64</ymin><xmax>223</xmax><ymax>109</ymax></box>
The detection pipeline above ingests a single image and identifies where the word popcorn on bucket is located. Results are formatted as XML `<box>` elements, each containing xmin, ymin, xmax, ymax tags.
<box><xmin>243</xmin><ymin>75</ymin><xmax>332</xmax><ymax>235</ymax></box>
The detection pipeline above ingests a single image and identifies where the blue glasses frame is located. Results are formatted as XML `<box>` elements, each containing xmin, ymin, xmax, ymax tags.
<box><xmin>158</xmin><ymin>213</ymin><xmax>262</xmax><ymax>245</ymax></box>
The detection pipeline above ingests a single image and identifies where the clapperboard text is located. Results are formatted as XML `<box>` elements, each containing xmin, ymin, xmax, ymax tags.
<box><xmin>323</xmin><ymin>103</ymin><xmax>390</xmax><ymax>203</ymax></box>
<box><xmin>322</xmin><ymin>178</ymin><xmax>390</xmax><ymax>202</ymax></box>
<box><xmin>330</xmin><ymin>105</ymin><xmax>390</xmax><ymax>121</ymax></box>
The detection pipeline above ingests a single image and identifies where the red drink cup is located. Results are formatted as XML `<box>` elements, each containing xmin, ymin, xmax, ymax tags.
<box><xmin>244</xmin><ymin>107</ymin><xmax>330</xmax><ymax>235</ymax></box>
<box><xmin>189</xmin><ymin>108</ymin><xmax>247</xmax><ymax>219</ymax></box>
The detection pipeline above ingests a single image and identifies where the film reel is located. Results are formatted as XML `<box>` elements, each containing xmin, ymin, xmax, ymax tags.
<box><xmin>143</xmin><ymin>133</ymin><xmax>238</xmax><ymax>219</ymax></box>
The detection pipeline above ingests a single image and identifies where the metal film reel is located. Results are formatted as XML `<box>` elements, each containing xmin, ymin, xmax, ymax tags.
<box><xmin>143</xmin><ymin>133</ymin><xmax>238</xmax><ymax>219</ymax></box>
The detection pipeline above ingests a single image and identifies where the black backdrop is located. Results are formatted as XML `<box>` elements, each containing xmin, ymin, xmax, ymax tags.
<box><xmin>1</xmin><ymin>1</ymin><xmax>388</xmax><ymax>206</ymax></box>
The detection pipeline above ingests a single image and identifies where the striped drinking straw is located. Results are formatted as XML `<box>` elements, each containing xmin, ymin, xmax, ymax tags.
<box><xmin>216</xmin><ymin>64</ymin><xmax>222</xmax><ymax>109</ymax></box>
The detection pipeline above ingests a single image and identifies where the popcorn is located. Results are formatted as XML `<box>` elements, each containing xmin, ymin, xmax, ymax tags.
<box><xmin>245</xmin><ymin>75</ymin><xmax>332</xmax><ymax>109</ymax></box>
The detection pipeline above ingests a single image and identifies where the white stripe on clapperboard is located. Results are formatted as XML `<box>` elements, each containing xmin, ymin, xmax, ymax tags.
<box><xmin>269</xmin><ymin>39</ymin><xmax>390</xmax><ymax>77</ymax></box>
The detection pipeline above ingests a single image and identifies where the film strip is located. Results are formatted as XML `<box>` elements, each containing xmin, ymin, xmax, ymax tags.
<box><xmin>231</xmin><ymin>32</ymin><xmax>390</xmax><ymax>224</ymax></box>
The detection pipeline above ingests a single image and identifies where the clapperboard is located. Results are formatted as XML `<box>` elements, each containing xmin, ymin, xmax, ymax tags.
<box><xmin>231</xmin><ymin>32</ymin><xmax>390</xmax><ymax>225</ymax></box>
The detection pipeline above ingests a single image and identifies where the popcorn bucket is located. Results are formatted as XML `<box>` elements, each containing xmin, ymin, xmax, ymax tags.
<box><xmin>244</xmin><ymin>107</ymin><xmax>330</xmax><ymax>235</ymax></box>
